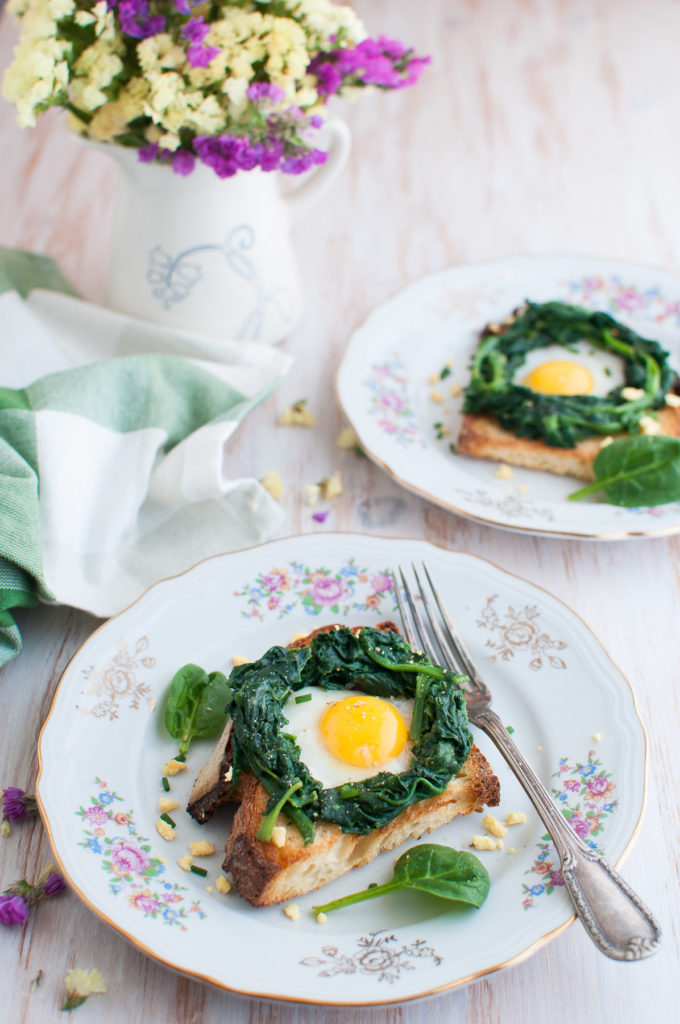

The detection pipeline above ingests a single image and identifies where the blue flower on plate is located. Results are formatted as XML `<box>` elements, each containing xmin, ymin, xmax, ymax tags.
<box><xmin>98</xmin><ymin>792</ymin><xmax>114</xmax><ymax>804</ymax></box>
<box><xmin>580</xmin><ymin>765</ymin><xmax>596</xmax><ymax>778</ymax></box>
<box><xmin>530</xmin><ymin>884</ymin><xmax>545</xmax><ymax>896</ymax></box>
<box><xmin>88</xmin><ymin>837</ymin><xmax>102</xmax><ymax>854</ymax></box>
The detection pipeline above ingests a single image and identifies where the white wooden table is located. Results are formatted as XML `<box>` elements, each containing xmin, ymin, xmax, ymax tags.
<box><xmin>1</xmin><ymin>1</ymin><xmax>680</xmax><ymax>1020</ymax></box>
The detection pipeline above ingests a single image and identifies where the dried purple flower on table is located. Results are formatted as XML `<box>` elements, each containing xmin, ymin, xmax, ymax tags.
<box><xmin>312</xmin><ymin>511</ymin><xmax>330</xmax><ymax>523</ymax></box>
<box><xmin>0</xmin><ymin>893</ymin><xmax>28</xmax><ymax>926</ymax></box>
<box><xmin>1</xmin><ymin>786</ymin><xmax>38</xmax><ymax>833</ymax></box>
<box><xmin>44</xmin><ymin>872</ymin><xmax>67</xmax><ymax>898</ymax></box>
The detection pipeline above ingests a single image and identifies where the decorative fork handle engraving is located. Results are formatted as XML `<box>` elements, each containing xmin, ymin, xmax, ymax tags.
<box><xmin>474</xmin><ymin>709</ymin><xmax>661</xmax><ymax>960</ymax></box>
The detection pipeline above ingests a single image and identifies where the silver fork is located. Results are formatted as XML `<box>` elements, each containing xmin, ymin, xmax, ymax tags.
<box><xmin>394</xmin><ymin>562</ymin><xmax>661</xmax><ymax>961</ymax></box>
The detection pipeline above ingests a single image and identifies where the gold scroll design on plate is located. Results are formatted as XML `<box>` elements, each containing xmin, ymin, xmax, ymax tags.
<box><xmin>78</xmin><ymin>636</ymin><xmax>156</xmax><ymax>719</ymax></box>
<box><xmin>476</xmin><ymin>595</ymin><xmax>567</xmax><ymax>671</ymax></box>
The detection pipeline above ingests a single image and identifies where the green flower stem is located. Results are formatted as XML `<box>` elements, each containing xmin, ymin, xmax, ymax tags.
<box><xmin>256</xmin><ymin>780</ymin><xmax>302</xmax><ymax>842</ymax></box>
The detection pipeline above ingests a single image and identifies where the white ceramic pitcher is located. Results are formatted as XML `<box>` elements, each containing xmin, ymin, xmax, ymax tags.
<box><xmin>99</xmin><ymin>120</ymin><xmax>351</xmax><ymax>344</ymax></box>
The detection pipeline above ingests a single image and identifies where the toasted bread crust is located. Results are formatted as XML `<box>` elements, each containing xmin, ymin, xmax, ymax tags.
<box><xmin>457</xmin><ymin>407</ymin><xmax>680</xmax><ymax>481</ymax></box>
<box><xmin>224</xmin><ymin>744</ymin><xmax>500</xmax><ymax>906</ymax></box>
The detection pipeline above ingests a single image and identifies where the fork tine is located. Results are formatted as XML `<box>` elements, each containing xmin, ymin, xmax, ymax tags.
<box><xmin>411</xmin><ymin>563</ymin><xmax>464</xmax><ymax>672</ymax></box>
<box><xmin>394</xmin><ymin>566</ymin><xmax>434</xmax><ymax>660</ymax></box>
<box><xmin>422</xmin><ymin>562</ymin><xmax>481</xmax><ymax>684</ymax></box>
<box><xmin>391</xmin><ymin>570</ymin><xmax>417</xmax><ymax>648</ymax></box>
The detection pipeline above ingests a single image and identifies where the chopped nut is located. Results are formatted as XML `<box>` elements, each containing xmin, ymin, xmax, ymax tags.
<box><xmin>428</xmin><ymin>371</ymin><xmax>439</xmax><ymax>385</ymax></box>
<box><xmin>305</xmin><ymin>483</ymin><xmax>321</xmax><ymax>506</ymax></box>
<box><xmin>319</xmin><ymin>470</ymin><xmax>343</xmax><ymax>501</ymax></box>
<box><xmin>471</xmin><ymin>835</ymin><xmax>500</xmax><ymax>851</ymax></box>
<box><xmin>336</xmin><ymin>426</ymin><xmax>359</xmax><ymax>449</ymax></box>
<box><xmin>449</xmin><ymin>383</ymin><xmax>463</xmax><ymax>397</ymax></box>
<box><xmin>592</xmin><ymin>732</ymin><xmax>602</xmax><ymax>742</ymax></box>
<box><xmin>506</xmin><ymin>811</ymin><xmax>526</xmax><ymax>826</ymax></box>
<box><xmin>437</xmin><ymin>424</ymin><xmax>452</xmax><ymax>436</ymax></box>
<box><xmin>518</xmin><ymin>484</ymin><xmax>529</xmax><ymax>493</ymax></box>
<box><xmin>205</xmin><ymin>886</ymin><xmax>213</xmax><ymax>893</ymax></box>
<box><xmin>280</xmin><ymin>400</ymin><xmax>315</xmax><ymax>427</ymax></box>
<box><xmin>621</xmin><ymin>387</ymin><xmax>646</xmax><ymax>401</ymax></box>
<box><xmin>483</xmin><ymin>813</ymin><xmax>508</xmax><ymax>838</ymax></box>
<box><xmin>159</xmin><ymin>797</ymin><xmax>180</xmax><ymax>813</ymax></box>
<box><xmin>599</xmin><ymin>436</ymin><xmax>614</xmax><ymax>449</ymax></box>
<box><xmin>156</xmin><ymin>819</ymin><xmax>176</xmax><ymax>841</ymax></box>
<box><xmin>162</xmin><ymin>759</ymin><xmax>187</xmax><ymax>776</ymax></box>
<box><xmin>494</xmin><ymin>463</ymin><xmax>515</xmax><ymax>480</ymax></box>
<box><xmin>429</xmin><ymin>389</ymin><xmax>444</xmax><ymax>403</ymax></box>
<box><xmin>261</xmin><ymin>470</ymin><xmax>283</xmax><ymax>501</ymax></box>
<box><xmin>290</xmin><ymin>631</ymin><xmax>310</xmax><ymax>643</ymax></box>
<box><xmin>665</xmin><ymin>392</ymin><xmax>680</xmax><ymax>408</ymax></box>
<box><xmin>177</xmin><ymin>854</ymin><xmax>193</xmax><ymax>871</ymax></box>
<box><xmin>223</xmin><ymin>766</ymin><xmax>233</xmax><ymax>783</ymax></box>
<box><xmin>215</xmin><ymin>875</ymin><xmax>231</xmax><ymax>895</ymax></box>
<box><xmin>189</xmin><ymin>840</ymin><xmax>216</xmax><ymax>857</ymax></box>
<box><xmin>283</xmin><ymin>903</ymin><xmax>300</xmax><ymax>921</ymax></box>
<box><xmin>537</xmin><ymin>745</ymin><xmax>543</xmax><ymax>751</ymax></box>
<box><xmin>270</xmin><ymin>826</ymin><xmax>287</xmax><ymax>848</ymax></box>
<box><xmin>640</xmin><ymin>416</ymin><xmax>662</xmax><ymax>435</ymax></box>
<box><xmin>508</xmin><ymin>847</ymin><xmax>516</xmax><ymax>854</ymax></box>
<box><xmin>485</xmin><ymin>322</ymin><xmax>502</xmax><ymax>334</ymax></box>
<box><xmin>316</xmin><ymin>912</ymin><xmax>328</xmax><ymax>924</ymax></box>
<box><xmin>232</xmin><ymin>655</ymin><xmax>248</xmax><ymax>666</ymax></box>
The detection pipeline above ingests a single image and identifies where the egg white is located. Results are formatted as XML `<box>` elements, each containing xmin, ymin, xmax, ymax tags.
<box><xmin>517</xmin><ymin>342</ymin><xmax>625</xmax><ymax>397</ymax></box>
<box><xmin>283</xmin><ymin>687</ymin><xmax>414</xmax><ymax>787</ymax></box>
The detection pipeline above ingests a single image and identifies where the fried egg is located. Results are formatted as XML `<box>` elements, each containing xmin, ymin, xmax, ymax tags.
<box><xmin>284</xmin><ymin>688</ymin><xmax>414</xmax><ymax>787</ymax></box>
<box><xmin>518</xmin><ymin>343</ymin><xmax>625</xmax><ymax>397</ymax></box>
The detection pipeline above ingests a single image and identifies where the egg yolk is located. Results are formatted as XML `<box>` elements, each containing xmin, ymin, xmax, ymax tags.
<box><xmin>523</xmin><ymin>360</ymin><xmax>594</xmax><ymax>396</ymax></box>
<box><xmin>320</xmin><ymin>695</ymin><xmax>408</xmax><ymax>768</ymax></box>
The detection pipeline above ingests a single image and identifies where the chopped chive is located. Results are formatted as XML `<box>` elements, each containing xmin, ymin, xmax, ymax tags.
<box><xmin>604</xmin><ymin>366</ymin><xmax>612</xmax><ymax>377</ymax></box>
<box><xmin>440</xmin><ymin>366</ymin><xmax>452</xmax><ymax>379</ymax></box>
<box><xmin>295</xmin><ymin>693</ymin><xmax>312</xmax><ymax>704</ymax></box>
<box><xmin>174</xmin><ymin>753</ymin><xmax>186</xmax><ymax>763</ymax></box>
<box><xmin>506</xmin><ymin>725</ymin><xmax>515</xmax><ymax>734</ymax></box>
<box><xmin>162</xmin><ymin>776</ymin><xmax>170</xmax><ymax>792</ymax></box>
<box><xmin>190</xmin><ymin>865</ymin><xmax>208</xmax><ymax>877</ymax></box>
<box><xmin>449</xmin><ymin>442</ymin><xmax>456</xmax><ymax>454</ymax></box>
<box><xmin>160</xmin><ymin>813</ymin><xmax>176</xmax><ymax>827</ymax></box>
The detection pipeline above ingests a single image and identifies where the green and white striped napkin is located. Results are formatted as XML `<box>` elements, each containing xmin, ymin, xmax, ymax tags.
<box><xmin>0</xmin><ymin>248</ymin><xmax>293</xmax><ymax>666</ymax></box>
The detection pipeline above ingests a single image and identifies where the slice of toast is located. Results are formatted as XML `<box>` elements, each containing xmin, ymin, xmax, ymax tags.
<box><xmin>457</xmin><ymin>406</ymin><xmax>680</xmax><ymax>481</ymax></box>
<box><xmin>188</xmin><ymin>621</ymin><xmax>500</xmax><ymax>906</ymax></box>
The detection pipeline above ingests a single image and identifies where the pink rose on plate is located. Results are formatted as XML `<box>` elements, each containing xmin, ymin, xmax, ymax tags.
<box><xmin>378</xmin><ymin>418</ymin><xmax>397</xmax><ymax>433</ymax></box>
<box><xmin>129</xmin><ymin>892</ymin><xmax>159</xmax><ymax>914</ymax></box>
<box><xmin>567</xmin><ymin>815</ymin><xmax>591</xmax><ymax>841</ymax></box>
<box><xmin>586</xmin><ymin>775</ymin><xmax>611</xmax><ymax>797</ymax></box>
<box><xmin>312</xmin><ymin>577</ymin><xmax>348</xmax><ymax>605</ymax></box>
<box><xmin>110</xmin><ymin>841</ymin><xmax>150</xmax><ymax>875</ymax></box>
<box><xmin>548</xmin><ymin>870</ymin><xmax>564</xmax><ymax>887</ymax></box>
<box><xmin>84</xmin><ymin>805</ymin><xmax>109</xmax><ymax>826</ymax></box>
<box><xmin>370</xmin><ymin>572</ymin><xmax>393</xmax><ymax>594</ymax></box>
<box><xmin>261</xmin><ymin>570</ymin><xmax>288</xmax><ymax>592</ymax></box>
<box><xmin>378</xmin><ymin>389</ymin><xmax>405</xmax><ymax>413</ymax></box>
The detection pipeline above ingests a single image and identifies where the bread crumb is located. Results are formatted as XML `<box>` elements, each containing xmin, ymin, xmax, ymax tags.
<box><xmin>316</xmin><ymin>912</ymin><xmax>328</xmax><ymax>924</ymax></box>
<box><xmin>280</xmin><ymin>400</ymin><xmax>315</xmax><ymax>427</ymax></box>
<box><xmin>494</xmin><ymin>463</ymin><xmax>515</xmax><ymax>480</ymax></box>
<box><xmin>621</xmin><ymin>387</ymin><xmax>646</xmax><ymax>401</ymax></box>
<box><xmin>283</xmin><ymin>903</ymin><xmax>300</xmax><ymax>921</ymax></box>
<box><xmin>223</xmin><ymin>766</ymin><xmax>233</xmax><ymax>783</ymax></box>
<box><xmin>270</xmin><ymin>826</ymin><xmax>287</xmax><ymax>848</ymax></box>
<box><xmin>437</xmin><ymin>424</ymin><xmax>451</xmax><ymax>436</ymax></box>
<box><xmin>592</xmin><ymin>732</ymin><xmax>602</xmax><ymax>742</ymax></box>
<box><xmin>162</xmin><ymin>759</ymin><xmax>186</xmax><ymax>776</ymax></box>
<box><xmin>518</xmin><ymin>484</ymin><xmax>529</xmax><ymax>493</ymax></box>
<box><xmin>189</xmin><ymin>840</ymin><xmax>216</xmax><ymax>857</ymax></box>
<box><xmin>429</xmin><ymin>389</ymin><xmax>444</xmax><ymax>403</ymax></box>
<box><xmin>205</xmin><ymin>886</ymin><xmax>213</xmax><ymax>893</ymax></box>
<box><xmin>319</xmin><ymin>470</ymin><xmax>343</xmax><ymax>500</ymax></box>
<box><xmin>450</xmin><ymin>383</ymin><xmax>463</xmax><ymax>398</ymax></box>
<box><xmin>156</xmin><ymin>819</ymin><xmax>176</xmax><ymax>841</ymax></box>
<box><xmin>336</xmin><ymin>426</ymin><xmax>359</xmax><ymax>449</ymax></box>
<box><xmin>428</xmin><ymin>371</ymin><xmax>439</xmax><ymax>385</ymax></box>
<box><xmin>508</xmin><ymin>847</ymin><xmax>516</xmax><ymax>854</ymax></box>
<box><xmin>216</xmin><ymin>875</ymin><xmax>231</xmax><ymax>895</ymax></box>
<box><xmin>537</xmin><ymin>745</ymin><xmax>543</xmax><ymax>751</ymax></box>
<box><xmin>290</xmin><ymin>631</ymin><xmax>310</xmax><ymax>642</ymax></box>
<box><xmin>665</xmin><ymin>393</ymin><xmax>680</xmax><ymax>408</ymax></box>
<box><xmin>486</xmin><ymin>322</ymin><xmax>502</xmax><ymax>334</ymax></box>
<box><xmin>232</xmin><ymin>655</ymin><xmax>248</xmax><ymax>666</ymax></box>
<box><xmin>305</xmin><ymin>483</ymin><xmax>321</xmax><ymax>506</ymax></box>
<box><xmin>260</xmin><ymin>469</ymin><xmax>283</xmax><ymax>501</ymax></box>
<box><xmin>599</xmin><ymin>436</ymin><xmax>614</xmax><ymax>449</ymax></box>
<box><xmin>483</xmin><ymin>813</ymin><xmax>508</xmax><ymax>838</ymax></box>
<box><xmin>471</xmin><ymin>835</ymin><xmax>500</xmax><ymax>851</ymax></box>
<box><xmin>640</xmin><ymin>416</ymin><xmax>662</xmax><ymax>435</ymax></box>
<box><xmin>159</xmin><ymin>797</ymin><xmax>179</xmax><ymax>813</ymax></box>
<box><xmin>177</xmin><ymin>855</ymin><xmax>193</xmax><ymax>871</ymax></box>
<box><xmin>506</xmin><ymin>811</ymin><xmax>526</xmax><ymax>826</ymax></box>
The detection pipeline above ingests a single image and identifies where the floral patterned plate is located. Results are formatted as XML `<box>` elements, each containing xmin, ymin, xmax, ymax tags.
<box><xmin>37</xmin><ymin>534</ymin><xmax>646</xmax><ymax>1005</ymax></box>
<box><xmin>336</xmin><ymin>254</ymin><xmax>680</xmax><ymax>539</ymax></box>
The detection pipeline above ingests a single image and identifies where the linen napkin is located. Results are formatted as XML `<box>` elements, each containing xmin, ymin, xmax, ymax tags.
<box><xmin>0</xmin><ymin>248</ymin><xmax>293</xmax><ymax>666</ymax></box>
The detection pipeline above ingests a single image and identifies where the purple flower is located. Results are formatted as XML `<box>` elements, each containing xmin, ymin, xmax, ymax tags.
<box><xmin>138</xmin><ymin>143</ymin><xmax>159</xmax><ymax>164</ymax></box>
<box><xmin>172</xmin><ymin>149</ymin><xmax>195</xmax><ymax>176</ymax></box>
<box><xmin>84</xmin><ymin>805</ymin><xmax>109</xmax><ymax>826</ymax></box>
<box><xmin>44</xmin><ymin>872</ymin><xmax>66</xmax><ymax>898</ymax></box>
<box><xmin>0</xmin><ymin>894</ymin><xmax>28</xmax><ymax>926</ymax></box>
<box><xmin>312</xmin><ymin>510</ymin><xmax>329</xmax><ymax>523</ymax></box>
<box><xmin>183</xmin><ymin>16</ymin><xmax>219</xmax><ymax>68</ymax></box>
<box><xmin>2</xmin><ymin>787</ymin><xmax>27</xmax><ymax>822</ymax></box>
<box><xmin>110</xmin><ymin>841</ymin><xmax>150</xmax><ymax>875</ymax></box>
<box><xmin>112</xmin><ymin>0</ymin><xmax>165</xmax><ymax>40</ymax></box>
<box><xmin>247</xmin><ymin>82</ymin><xmax>286</xmax><ymax>104</ymax></box>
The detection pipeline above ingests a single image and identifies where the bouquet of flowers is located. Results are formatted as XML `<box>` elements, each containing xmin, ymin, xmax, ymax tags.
<box><xmin>3</xmin><ymin>1</ymin><xmax>429</xmax><ymax>177</ymax></box>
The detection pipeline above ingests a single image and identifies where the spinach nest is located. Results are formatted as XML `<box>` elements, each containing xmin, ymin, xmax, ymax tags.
<box><xmin>226</xmin><ymin>626</ymin><xmax>473</xmax><ymax>844</ymax></box>
<box><xmin>463</xmin><ymin>300</ymin><xmax>676</xmax><ymax>448</ymax></box>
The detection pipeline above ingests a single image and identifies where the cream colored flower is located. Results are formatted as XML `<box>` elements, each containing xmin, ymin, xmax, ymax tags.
<box><xmin>62</xmin><ymin>968</ymin><xmax>107</xmax><ymax>1010</ymax></box>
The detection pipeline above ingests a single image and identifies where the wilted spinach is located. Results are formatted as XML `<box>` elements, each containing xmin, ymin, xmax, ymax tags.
<box><xmin>312</xmin><ymin>844</ymin><xmax>490</xmax><ymax>914</ymax></box>
<box><xmin>226</xmin><ymin>627</ymin><xmax>472</xmax><ymax>844</ymax></box>
<box><xmin>569</xmin><ymin>434</ymin><xmax>680</xmax><ymax>506</ymax></box>
<box><xmin>463</xmin><ymin>301</ymin><xmax>676</xmax><ymax>448</ymax></box>
<box><xmin>164</xmin><ymin>663</ymin><xmax>231</xmax><ymax>755</ymax></box>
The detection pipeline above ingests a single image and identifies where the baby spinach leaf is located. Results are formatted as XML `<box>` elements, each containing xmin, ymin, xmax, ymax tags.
<box><xmin>568</xmin><ymin>435</ymin><xmax>680</xmax><ymax>506</ymax></box>
<box><xmin>164</xmin><ymin>663</ymin><xmax>231</xmax><ymax>755</ymax></box>
<box><xmin>312</xmin><ymin>844</ymin><xmax>490</xmax><ymax>914</ymax></box>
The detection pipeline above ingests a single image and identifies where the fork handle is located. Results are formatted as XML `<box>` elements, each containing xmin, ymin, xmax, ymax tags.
<box><xmin>474</xmin><ymin>709</ymin><xmax>661</xmax><ymax>960</ymax></box>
